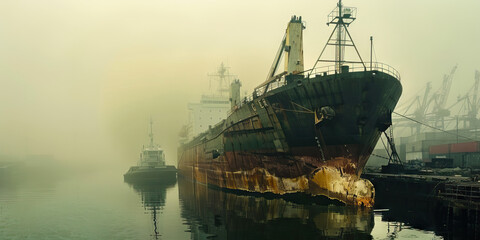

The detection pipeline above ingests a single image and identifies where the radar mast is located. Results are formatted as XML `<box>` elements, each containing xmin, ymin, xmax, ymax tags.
<box><xmin>310</xmin><ymin>0</ymin><xmax>365</xmax><ymax>74</ymax></box>
<box><xmin>208</xmin><ymin>63</ymin><xmax>236</xmax><ymax>97</ymax></box>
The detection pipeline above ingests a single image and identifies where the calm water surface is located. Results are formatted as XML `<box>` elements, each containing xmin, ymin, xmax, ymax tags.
<box><xmin>0</xmin><ymin>169</ymin><xmax>452</xmax><ymax>239</ymax></box>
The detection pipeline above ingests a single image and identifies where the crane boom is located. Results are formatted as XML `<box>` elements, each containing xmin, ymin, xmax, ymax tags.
<box><xmin>266</xmin><ymin>34</ymin><xmax>286</xmax><ymax>81</ymax></box>
<box><xmin>434</xmin><ymin>65</ymin><xmax>457</xmax><ymax>112</ymax></box>
<box><xmin>473</xmin><ymin>70</ymin><xmax>480</xmax><ymax>113</ymax></box>
<box><xmin>469</xmin><ymin>70</ymin><xmax>480</xmax><ymax>122</ymax></box>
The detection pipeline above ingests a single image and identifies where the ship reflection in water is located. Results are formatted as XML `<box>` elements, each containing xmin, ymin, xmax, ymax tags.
<box><xmin>126</xmin><ymin>179</ymin><xmax>177</xmax><ymax>240</ymax></box>
<box><xmin>177</xmin><ymin>177</ymin><xmax>374</xmax><ymax>240</ymax></box>
<box><xmin>126</xmin><ymin>177</ymin><xmax>471</xmax><ymax>240</ymax></box>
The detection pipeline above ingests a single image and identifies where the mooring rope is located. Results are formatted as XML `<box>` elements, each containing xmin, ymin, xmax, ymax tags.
<box><xmin>370</xmin><ymin>153</ymin><xmax>390</xmax><ymax>160</ymax></box>
<box><xmin>393</xmin><ymin>111</ymin><xmax>476</xmax><ymax>141</ymax></box>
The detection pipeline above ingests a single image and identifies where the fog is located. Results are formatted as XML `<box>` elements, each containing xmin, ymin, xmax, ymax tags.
<box><xmin>1</xmin><ymin>0</ymin><xmax>479</xmax><ymax>171</ymax></box>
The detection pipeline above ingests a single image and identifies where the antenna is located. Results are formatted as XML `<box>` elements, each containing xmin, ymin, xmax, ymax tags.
<box><xmin>207</xmin><ymin>63</ymin><xmax>236</xmax><ymax>96</ymax></box>
<box><xmin>370</xmin><ymin>36</ymin><xmax>373</xmax><ymax>70</ymax></box>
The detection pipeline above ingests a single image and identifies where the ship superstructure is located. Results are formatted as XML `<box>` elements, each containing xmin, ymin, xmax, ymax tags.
<box><xmin>186</xmin><ymin>63</ymin><xmax>237</xmax><ymax>140</ymax></box>
<box><xmin>138</xmin><ymin>119</ymin><xmax>166</xmax><ymax>167</ymax></box>
<box><xmin>178</xmin><ymin>0</ymin><xmax>402</xmax><ymax>207</ymax></box>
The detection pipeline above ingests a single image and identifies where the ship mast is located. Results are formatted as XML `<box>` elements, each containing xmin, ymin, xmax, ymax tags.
<box><xmin>310</xmin><ymin>0</ymin><xmax>365</xmax><ymax>74</ymax></box>
<box><xmin>149</xmin><ymin>118</ymin><xmax>154</xmax><ymax>147</ymax></box>
<box><xmin>208</xmin><ymin>63</ymin><xmax>235</xmax><ymax>97</ymax></box>
<box><xmin>336</xmin><ymin>0</ymin><xmax>344</xmax><ymax>71</ymax></box>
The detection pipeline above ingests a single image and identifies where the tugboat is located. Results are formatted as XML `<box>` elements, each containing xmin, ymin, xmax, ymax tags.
<box><xmin>124</xmin><ymin>119</ymin><xmax>177</xmax><ymax>183</ymax></box>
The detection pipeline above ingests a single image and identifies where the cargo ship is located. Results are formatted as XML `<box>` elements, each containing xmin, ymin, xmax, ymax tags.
<box><xmin>178</xmin><ymin>0</ymin><xmax>402</xmax><ymax>207</ymax></box>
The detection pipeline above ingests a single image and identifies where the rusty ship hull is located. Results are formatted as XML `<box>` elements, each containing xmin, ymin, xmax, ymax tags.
<box><xmin>178</xmin><ymin>176</ymin><xmax>374</xmax><ymax>239</ymax></box>
<box><xmin>178</xmin><ymin>70</ymin><xmax>402</xmax><ymax>207</ymax></box>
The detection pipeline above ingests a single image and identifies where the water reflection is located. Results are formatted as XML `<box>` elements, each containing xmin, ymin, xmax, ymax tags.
<box><xmin>101</xmin><ymin>170</ymin><xmax>475</xmax><ymax>240</ymax></box>
<box><xmin>1</xmin><ymin>168</ymin><xmax>466</xmax><ymax>239</ymax></box>
<box><xmin>374</xmin><ymin>186</ymin><xmax>480</xmax><ymax>240</ymax></box>
<box><xmin>177</xmin><ymin>177</ymin><xmax>374</xmax><ymax>240</ymax></box>
<box><xmin>126</xmin><ymin>179</ymin><xmax>177</xmax><ymax>240</ymax></box>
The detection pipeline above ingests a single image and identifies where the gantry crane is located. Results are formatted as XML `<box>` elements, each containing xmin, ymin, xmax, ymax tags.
<box><xmin>394</xmin><ymin>82</ymin><xmax>433</xmax><ymax>134</ymax></box>
<box><xmin>394</xmin><ymin>65</ymin><xmax>458</xmax><ymax>134</ymax></box>
<box><xmin>431</xmin><ymin>65</ymin><xmax>457</xmax><ymax>129</ymax></box>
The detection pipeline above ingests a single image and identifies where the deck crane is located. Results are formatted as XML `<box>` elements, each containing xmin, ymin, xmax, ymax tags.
<box><xmin>431</xmin><ymin>65</ymin><xmax>457</xmax><ymax>129</ymax></box>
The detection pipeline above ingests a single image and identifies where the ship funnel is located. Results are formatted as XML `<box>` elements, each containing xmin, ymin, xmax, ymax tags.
<box><xmin>284</xmin><ymin>16</ymin><xmax>305</xmax><ymax>75</ymax></box>
<box><xmin>230</xmin><ymin>79</ymin><xmax>242</xmax><ymax>110</ymax></box>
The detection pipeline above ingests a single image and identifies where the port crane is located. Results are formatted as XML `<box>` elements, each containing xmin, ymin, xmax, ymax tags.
<box><xmin>465</xmin><ymin>70</ymin><xmax>480</xmax><ymax>128</ymax></box>
<box><xmin>431</xmin><ymin>65</ymin><xmax>457</xmax><ymax>129</ymax></box>
<box><xmin>393</xmin><ymin>65</ymin><xmax>458</xmax><ymax>133</ymax></box>
<box><xmin>394</xmin><ymin>82</ymin><xmax>433</xmax><ymax>134</ymax></box>
<box><xmin>448</xmin><ymin>70</ymin><xmax>480</xmax><ymax>129</ymax></box>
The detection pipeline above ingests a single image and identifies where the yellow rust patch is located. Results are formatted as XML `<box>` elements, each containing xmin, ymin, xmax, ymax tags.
<box><xmin>224</xmin><ymin>168</ymin><xmax>309</xmax><ymax>195</ymax></box>
<box><xmin>309</xmin><ymin>167</ymin><xmax>374</xmax><ymax>207</ymax></box>
<box><xmin>193</xmin><ymin>166</ymin><xmax>374</xmax><ymax>207</ymax></box>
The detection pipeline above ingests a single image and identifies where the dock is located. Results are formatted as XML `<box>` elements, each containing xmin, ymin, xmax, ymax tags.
<box><xmin>363</xmin><ymin>172</ymin><xmax>479</xmax><ymax>210</ymax></box>
<box><xmin>439</xmin><ymin>181</ymin><xmax>480</xmax><ymax>209</ymax></box>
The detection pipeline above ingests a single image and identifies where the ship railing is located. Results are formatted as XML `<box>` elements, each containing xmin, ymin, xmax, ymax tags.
<box><xmin>243</xmin><ymin>95</ymin><xmax>253</xmax><ymax>103</ymax></box>
<box><xmin>228</xmin><ymin>94</ymin><xmax>254</xmax><ymax>115</ymax></box>
<box><xmin>306</xmin><ymin>62</ymin><xmax>401</xmax><ymax>81</ymax></box>
<box><xmin>253</xmin><ymin>75</ymin><xmax>287</xmax><ymax>98</ymax></box>
<box><xmin>251</xmin><ymin>62</ymin><xmax>400</xmax><ymax>99</ymax></box>
<box><xmin>229</xmin><ymin>81</ymin><xmax>281</xmax><ymax>114</ymax></box>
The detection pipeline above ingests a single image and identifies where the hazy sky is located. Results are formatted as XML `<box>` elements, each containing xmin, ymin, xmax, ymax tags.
<box><xmin>1</xmin><ymin>0</ymin><xmax>479</xmax><ymax>168</ymax></box>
